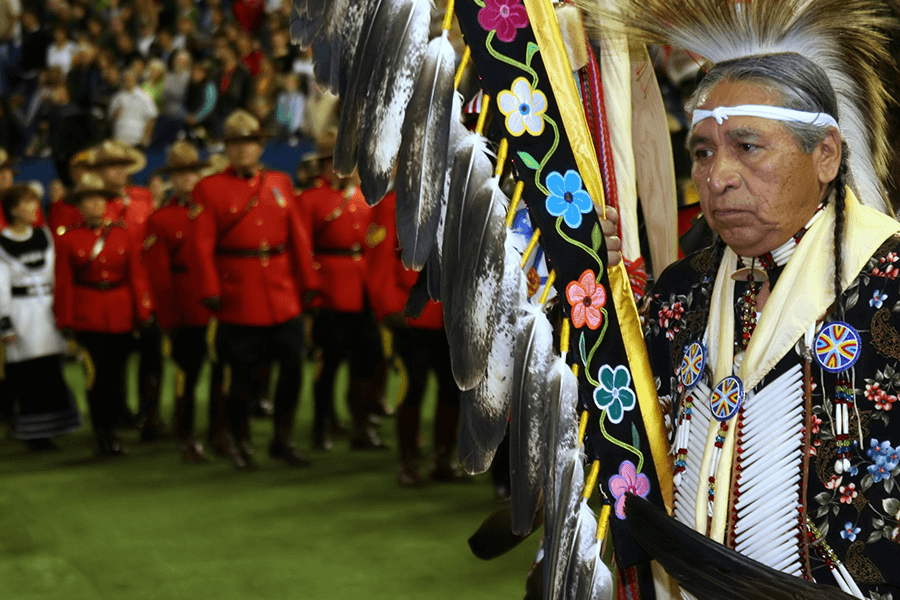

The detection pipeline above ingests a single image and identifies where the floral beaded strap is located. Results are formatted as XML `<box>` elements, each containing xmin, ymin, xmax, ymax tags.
<box><xmin>455</xmin><ymin>0</ymin><xmax>671</xmax><ymax>565</ymax></box>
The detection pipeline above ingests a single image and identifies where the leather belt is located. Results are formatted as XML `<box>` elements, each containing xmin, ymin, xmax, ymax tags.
<box><xmin>11</xmin><ymin>283</ymin><xmax>53</xmax><ymax>297</ymax></box>
<box><xmin>314</xmin><ymin>247</ymin><xmax>362</xmax><ymax>257</ymax></box>
<box><xmin>75</xmin><ymin>279</ymin><xmax>125</xmax><ymax>291</ymax></box>
<box><xmin>216</xmin><ymin>244</ymin><xmax>287</xmax><ymax>258</ymax></box>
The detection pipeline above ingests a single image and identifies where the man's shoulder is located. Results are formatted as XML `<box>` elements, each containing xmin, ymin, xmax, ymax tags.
<box><xmin>654</xmin><ymin>245</ymin><xmax>721</xmax><ymax>292</ymax></box>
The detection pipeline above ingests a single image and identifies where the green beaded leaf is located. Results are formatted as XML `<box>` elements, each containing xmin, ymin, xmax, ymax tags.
<box><xmin>518</xmin><ymin>151</ymin><xmax>540</xmax><ymax>171</ymax></box>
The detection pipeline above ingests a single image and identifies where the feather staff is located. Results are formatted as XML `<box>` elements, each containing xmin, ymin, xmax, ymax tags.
<box><xmin>290</xmin><ymin>10</ymin><xmax>326</xmax><ymax>49</ymax></box>
<box><xmin>624</xmin><ymin>493</ymin><xmax>857</xmax><ymax>600</ymax></box>
<box><xmin>564</xmin><ymin>502</ymin><xmax>614</xmax><ymax>600</ymax></box>
<box><xmin>333</xmin><ymin>0</ymin><xmax>388</xmax><ymax>175</ymax></box>
<box><xmin>424</xmin><ymin>93</ymin><xmax>468</xmax><ymax>303</ymax></box>
<box><xmin>357</xmin><ymin>0</ymin><xmax>430</xmax><ymax>205</ymax></box>
<box><xmin>438</xmin><ymin>132</ymin><xmax>492</xmax><ymax>316</ymax></box>
<box><xmin>447</xmin><ymin>177</ymin><xmax>508</xmax><ymax>389</ymax></box>
<box><xmin>509</xmin><ymin>303</ymin><xmax>554</xmax><ymax>535</ymax></box>
<box><xmin>542</xmin><ymin>358</ymin><xmax>584</xmax><ymax>600</ymax></box>
<box><xmin>395</xmin><ymin>31</ymin><xmax>460</xmax><ymax>269</ymax></box>
<box><xmin>457</xmin><ymin>236</ymin><xmax>526</xmax><ymax>474</ymax></box>
<box><xmin>311</xmin><ymin>32</ymin><xmax>341</xmax><ymax>93</ymax></box>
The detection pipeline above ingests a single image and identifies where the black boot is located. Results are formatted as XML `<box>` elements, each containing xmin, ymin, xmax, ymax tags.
<box><xmin>396</xmin><ymin>403</ymin><xmax>424</xmax><ymax>486</ymax></box>
<box><xmin>431</xmin><ymin>401</ymin><xmax>467</xmax><ymax>482</ymax></box>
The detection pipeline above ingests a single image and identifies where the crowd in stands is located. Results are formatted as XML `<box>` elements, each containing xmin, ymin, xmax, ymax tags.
<box><xmin>0</xmin><ymin>0</ymin><xmax>315</xmax><ymax>185</ymax></box>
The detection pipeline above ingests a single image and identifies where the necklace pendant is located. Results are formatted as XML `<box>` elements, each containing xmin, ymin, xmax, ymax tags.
<box><xmin>710</xmin><ymin>375</ymin><xmax>745</xmax><ymax>422</ymax></box>
<box><xmin>814</xmin><ymin>322</ymin><xmax>862</xmax><ymax>373</ymax></box>
<box><xmin>731</xmin><ymin>266</ymin><xmax>767</xmax><ymax>283</ymax></box>
<box><xmin>679</xmin><ymin>342</ymin><xmax>707</xmax><ymax>390</ymax></box>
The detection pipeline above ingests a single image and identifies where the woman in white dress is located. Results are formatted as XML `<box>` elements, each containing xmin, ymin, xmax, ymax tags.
<box><xmin>0</xmin><ymin>185</ymin><xmax>81</xmax><ymax>450</ymax></box>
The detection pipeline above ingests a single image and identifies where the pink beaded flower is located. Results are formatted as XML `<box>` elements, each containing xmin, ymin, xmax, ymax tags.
<box><xmin>609</xmin><ymin>460</ymin><xmax>651</xmax><ymax>519</ymax></box>
<box><xmin>566</xmin><ymin>269</ymin><xmax>606</xmax><ymax>330</ymax></box>
<box><xmin>477</xmin><ymin>0</ymin><xmax>529</xmax><ymax>43</ymax></box>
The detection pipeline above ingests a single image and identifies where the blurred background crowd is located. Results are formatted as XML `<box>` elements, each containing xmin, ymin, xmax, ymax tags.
<box><xmin>0</xmin><ymin>0</ymin><xmax>502</xmax><ymax>495</ymax></box>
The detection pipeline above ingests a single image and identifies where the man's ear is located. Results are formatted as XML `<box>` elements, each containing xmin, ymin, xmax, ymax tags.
<box><xmin>815</xmin><ymin>127</ymin><xmax>842</xmax><ymax>186</ymax></box>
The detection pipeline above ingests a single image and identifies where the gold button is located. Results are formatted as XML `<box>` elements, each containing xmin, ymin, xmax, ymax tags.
<box><xmin>176</xmin><ymin>231</ymin><xmax>183</xmax><ymax>238</ymax></box>
<box><xmin>102</xmin><ymin>271</ymin><xmax>108</xmax><ymax>278</ymax></box>
<box><xmin>351</xmin><ymin>243</ymin><xmax>361</xmax><ymax>251</ymax></box>
<box><xmin>349</xmin><ymin>205</ymin><xmax>356</xmax><ymax>213</ymax></box>
<box><xmin>78</xmin><ymin>250</ymin><xmax>85</xmax><ymax>257</ymax></box>
<box><xmin>56</xmin><ymin>226</ymin><xmax>66</xmax><ymax>236</ymax></box>
<box><xmin>99</xmin><ymin>257</ymin><xmax>106</xmax><ymax>263</ymax></box>
<box><xmin>230</xmin><ymin>207</ymin><xmax>238</xmax><ymax>213</ymax></box>
<box><xmin>118</xmin><ymin>248</ymin><xmax>124</xmax><ymax>254</ymax></box>
<box><xmin>352</xmin><ymin>223</ymin><xmax>360</xmax><ymax>230</ymax></box>
<box><xmin>257</xmin><ymin>220</ymin><xmax>262</xmax><ymax>226</ymax></box>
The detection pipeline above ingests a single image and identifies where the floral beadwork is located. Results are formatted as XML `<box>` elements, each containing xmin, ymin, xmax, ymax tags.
<box><xmin>871</xmin><ymin>251</ymin><xmax>900</xmax><ymax>279</ymax></box>
<box><xmin>609</xmin><ymin>460</ymin><xmax>651</xmax><ymax>519</ymax></box>
<box><xmin>545</xmin><ymin>170</ymin><xmax>592</xmax><ymax>229</ymax></box>
<box><xmin>566</xmin><ymin>269</ymin><xmax>606</xmax><ymax>330</ymax></box>
<box><xmin>497</xmin><ymin>77</ymin><xmax>547</xmax><ymax>137</ymax></box>
<box><xmin>594</xmin><ymin>364</ymin><xmax>637</xmax><ymax>424</ymax></box>
<box><xmin>841</xmin><ymin>522</ymin><xmax>862</xmax><ymax>542</ymax></box>
<box><xmin>872</xmin><ymin>290</ymin><xmax>889</xmax><ymax>309</ymax></box>
<box><xmin>477</xmin><ymin>0</ymin><xmax>529</xmax><ymax>43</ymax></box>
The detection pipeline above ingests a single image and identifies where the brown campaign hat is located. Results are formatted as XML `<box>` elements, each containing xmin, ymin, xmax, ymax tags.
<box><xmin>0</xmin><ymin>148</ymin><xmax>19</xmax><ymax>173</ymax></box>
<box><xmin>64</xmin><ymin>172</ymin><xmax>119</xmax><ymax>204</ymax></box>
<box><xmin>222</xmin><ymin>109</ymin><xmax>274</xmax><ymax>143</ymax></box>
<box><xmin>87</xmin><ymin>140</ymin><xmax>147</xmax><ymax>174</ymax></box>
<box><xmin>157</xmin><ymin>141</ymin><xmax>209</xmax><ymax>174</ymax></box>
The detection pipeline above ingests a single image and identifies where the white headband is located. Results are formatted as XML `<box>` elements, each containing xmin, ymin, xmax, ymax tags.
<box><xmin>691</xmin><ymin>104</ymin><xmax>840</xmax><ymax>132</ymax></box>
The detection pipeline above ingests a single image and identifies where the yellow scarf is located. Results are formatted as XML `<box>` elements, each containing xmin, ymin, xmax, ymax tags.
<box><xmin>697</xmin><ymin>188</ymin><xmax>900</xmax><ymax>539</ymax></box>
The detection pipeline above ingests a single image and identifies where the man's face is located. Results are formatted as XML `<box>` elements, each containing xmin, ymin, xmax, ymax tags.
<box><xmin>689</xmin><ymin>81</ymin><xmax>837</xmax><ymax>257</ymax></box>
<box><xmin>171</xmin><ymin>170</ymin><xmax>201</xmax><ymax>194</ymax></box>
<box><xmin>78</xmin><ymin>194</ymin><xmax>107</xmax><ymax>223</ymax></box>
<box><xmin>225</xmin><ymin>139</ymin><xmax>264</xmax><ymax>171</ymax></box>
<box><xmin>101</xmin><ymin>165</ymin><xmax>129</xmax><ymax>191</ymax></box>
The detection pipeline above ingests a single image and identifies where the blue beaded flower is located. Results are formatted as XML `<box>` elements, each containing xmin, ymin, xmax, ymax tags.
<box><xmin>545</xmin><ymin>170</ymin><xmax>593</xmax><ymax>229</ymax></box>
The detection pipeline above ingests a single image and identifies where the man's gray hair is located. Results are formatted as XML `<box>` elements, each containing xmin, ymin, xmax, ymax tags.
<box><xmin>685</xmin><ymin>53</ymin><xmax>839</xmax><ymax>154</ymax></box>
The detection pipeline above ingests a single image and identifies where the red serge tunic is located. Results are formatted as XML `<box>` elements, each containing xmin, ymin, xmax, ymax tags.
<box><xmin>54</xmin><ymin>222</ymin><xmax>152</xmax><ymax>333</ymax></box>
<box><xmin>143</xmin><ymin>195</ymin><xmax>212</xmax><ymax>330</ymax></box>
<box><xmin>366</xmin><ymin>192</ymin><xmax>443</xmax><ymax>330</ymax></box>
<box><xmin>298</xmin><ymin>183</ymin><xmax>372</xmax><ymax>313</ymax></box>
<box><xmin>190</xmin><ymin>167</ymin><xmax>321</xmax><ymax>326</ymax></box>
<box><xmin>107</xmin><ymin>186</ymin><xmax>154</xmax><ymax>245</ymax></box>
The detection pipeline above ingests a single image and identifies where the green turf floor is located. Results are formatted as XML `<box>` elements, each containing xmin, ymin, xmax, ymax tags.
<box><xmin>0</xmin><ymin>356</ymin><xmax>540</xmax><ymax>600</ymax></box>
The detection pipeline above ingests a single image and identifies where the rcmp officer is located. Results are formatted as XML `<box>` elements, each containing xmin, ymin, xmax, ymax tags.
<box><xmin>85</xmin><ymin>140</ymin><xmax>166</xmax><ymax>440</ymax></box>
<box><xmin>298</xmin><ymin>150</ymin><xmax>388</xmax><ymax>452</ymax></box>
<box><xmin>190</xmin><ymin>109</ymin><xmax>321</xmax><ymax>469</ymax></box>
<box><xmin>367</xmin><ymin>192</ymin><xmax>466</xmax><ymax>485</ymax></box>
<box><xmin>54</xmin><ymin>173</ymin><xmax>153</xmax><ymax>456</ymax></box>
<box><xmin>144</xmin><ymin>141</ymin><xmax>217</xmax><ymax>462</ymax></box>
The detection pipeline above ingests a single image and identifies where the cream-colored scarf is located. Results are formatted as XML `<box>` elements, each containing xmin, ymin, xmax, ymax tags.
<box><xmin>696</xmin><ymin>188</ymin><xmax>900</xmax><ymax>539</ymax></box>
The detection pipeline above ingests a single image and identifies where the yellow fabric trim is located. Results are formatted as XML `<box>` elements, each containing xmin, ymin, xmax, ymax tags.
<box><xmin>701</xmin><ymin>187</ymin><xmax>900</xmax><ymax>539</ymax></box>
<box><xmin>524</xmin><ymin>0</ymin><xmax>673</xmax><ymax>513</ymax></box>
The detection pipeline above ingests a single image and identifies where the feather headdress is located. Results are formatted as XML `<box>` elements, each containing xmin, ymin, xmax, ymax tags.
<box><xmin>578</xmin><ymin>0</ymin><xmax>895</xmax><ymax>214</ymax></box>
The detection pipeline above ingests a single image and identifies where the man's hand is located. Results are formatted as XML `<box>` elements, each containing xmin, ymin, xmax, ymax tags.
<box><xmin>2</xmin><ymin>334</ymin><xmax>17</xmax><ymax>346</ymax></box>
<box><xmin>202</xmin><ymin>296</ymin><xmax>222</xmax><ymax>312</ymax></box>
<box><xmin>598</xmin><ymin>206</ymin><xmax>623</xmax><ymax>267</ymax></box>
